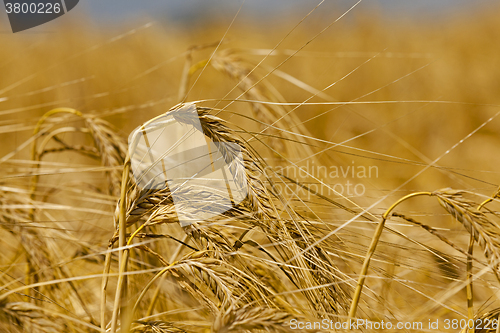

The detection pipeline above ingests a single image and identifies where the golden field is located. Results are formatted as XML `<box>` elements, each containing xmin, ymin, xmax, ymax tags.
<box><xmin>1</xmin><ymin>3</ymin><xmax>500</xmax><ymax>332</ymax></box>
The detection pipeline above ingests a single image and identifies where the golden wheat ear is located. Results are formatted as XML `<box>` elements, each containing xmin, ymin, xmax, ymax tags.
<box><xmin>435</xmin><ymin>189</ymin><xmax>500</xmax><ymax>280</ymax></box>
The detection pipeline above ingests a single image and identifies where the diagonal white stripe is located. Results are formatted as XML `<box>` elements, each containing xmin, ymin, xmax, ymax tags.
<box><xmin>61</xmin><ymin>0</ymin><xmax>68</xmax><ymax>13</ymax></box>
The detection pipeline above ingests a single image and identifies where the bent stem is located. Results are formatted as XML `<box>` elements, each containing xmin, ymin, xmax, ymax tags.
<box><xmin>145</xmin><ymin>274</ymin><xmax>167</xmax><ymax>318</ymax></box>
<box><xmin>132</xmin><ymin>262</ymin><xmax>178</xmax><ymax>316</ymax></box>
<box><xmin>132</xmin><ymin>235</ymin><xmax>190</xmax><ymax>319</ymax></box>
<box><xmin>477</xmin><ymin>186</ymin><xmax>500</xmax><ymax>211</ymax></box>
<box><xmin>27</xmin><ymin>108</ymin><xmax>83</xmax><ymax>302</ymax></box>
<box><xmin>348</xmin><ymin>191</ymin><xmax>433</xmax><ymax>319</ymax></box>
<box><xmin>30</xmin><ymin>108</ymin><xmax>83</xmax><ymax>219</ymax></box>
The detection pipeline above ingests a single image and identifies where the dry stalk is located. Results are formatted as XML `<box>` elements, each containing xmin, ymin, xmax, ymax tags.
<box><xmin>348</xmin><ymin>191</ymin><xmax>433</xmax><ymax>319</ymax></box>
<box><xmin>349</xmin><ymin>188</ymin><xmax>500</xmax><ymax>322</ymax></box>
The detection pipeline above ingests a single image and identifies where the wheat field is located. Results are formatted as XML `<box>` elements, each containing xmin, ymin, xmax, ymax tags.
<box><xmin>1</xmin><ymin>2</ymin><xmax>500</xmax><ymax>332</ymax></box>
